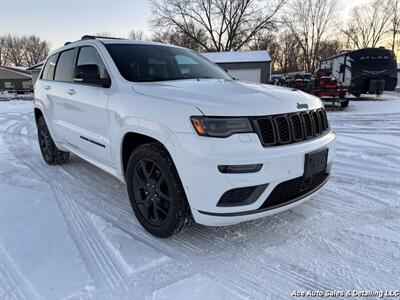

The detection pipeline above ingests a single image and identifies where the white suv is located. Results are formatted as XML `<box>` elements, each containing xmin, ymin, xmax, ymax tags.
<box><xmin>34</xmin><ymin>36</ymin><xmax>336</xmax><ymax>237</ymax></box>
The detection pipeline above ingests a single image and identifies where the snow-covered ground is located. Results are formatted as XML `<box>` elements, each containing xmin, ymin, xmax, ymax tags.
<box><xmin>0</xmin><ymin>94</ymin><xmax>399</xmax><ymax>300</ymax></box>
<box><xmin>0</xmin><ymin>92</ymin><xmax>34</xmax><ymax>102</ymax></box>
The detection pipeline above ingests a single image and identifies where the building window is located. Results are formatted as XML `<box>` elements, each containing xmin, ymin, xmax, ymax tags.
<box><xmin>4</xmin><ymin>81</ymin><xmax>14</xmax><ymax>89</ymax></box>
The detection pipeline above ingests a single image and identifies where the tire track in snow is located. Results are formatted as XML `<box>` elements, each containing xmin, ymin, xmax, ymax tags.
<box><xmin>182</xmin><ymin>226</ymin><xmax>338</xmax><ymax>293</ymax></box>
<box><xmin>14</xmin><ymin>149</ymin><xmax>268</xmax><ymax>297</ymax></box>
<box><xmin>3</xmin><ymin>122</ymin><xmax>131</xmax><ymax>294</ymax></box>
<box><xmin>0</xmin><ymin>245</ymin><xmax>40</xmax><ymax>300</ymax></box>
<box><xmin>75</xmin><ymin>193</ymin><xmax>267</xmax><ymax>299</ymax></box>
<box><xmin>2</xmin><ymin>120</ymin><xmax>246</xmax><ymax>298</ymax></box>
<box><xmin>56</xmin><ymin>160</ymin><xmax>298</xmax><ymax>297</ymax></box>
<box><xmin>336</xmin><ymin>134</ymin><xmax>400</xmax><ymax>152</ymax></box>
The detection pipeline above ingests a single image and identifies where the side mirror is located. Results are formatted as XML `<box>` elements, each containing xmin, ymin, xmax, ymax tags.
<box><xmin>73</xmin><ymin>64</ymin><xmax>110</xmax><ymax>87</ymax></box>
<box><xmin>339</xmin><ymin>64</ymin><xmax>345</xmax><ymax>73</ymax></box>
<box><xmin>224</xmin><ymin>69</ymin><xmax>237</xmax><ymax>80</ymax></box>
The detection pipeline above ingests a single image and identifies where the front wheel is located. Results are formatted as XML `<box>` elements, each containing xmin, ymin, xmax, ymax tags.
<box><xmin>37</xmin><ymin>116</ymin><xmax>69</xmax><ymax>165</ymax></box>
<box><xmin>126</xmin><ymin>143</ymin><xmax>193</xmax><ymax>238</ymax></box>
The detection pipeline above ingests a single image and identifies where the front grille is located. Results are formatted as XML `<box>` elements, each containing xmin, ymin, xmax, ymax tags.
<box><xmin>274</xmin><ymin>116</ymin><xmax>291</xmax><ymax>143</ymax></box>
<box><xmin>256</xmin><ymin>118</ymin><xmax>276</xmax><ymax>145</ymax></box>
<box><xmin>254</xmin><ymin>108</ymin><xmax>329</xmax><ymax>147</ymax></box>
<box><xmin>260</xmin><ymin>171</ymin><xmax>328</xmax><ymax>209</ymax></box>
<box><xmin>289</xmin><ymin>114</ymin><xmax>303</xmax><ymax>141</ymax></box>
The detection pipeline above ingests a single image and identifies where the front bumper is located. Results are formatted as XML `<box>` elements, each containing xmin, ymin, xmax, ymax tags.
<box><xmin>165</xmin><ymin>131</ymin><xmax>336</xmax><ymax>226</ymax></box>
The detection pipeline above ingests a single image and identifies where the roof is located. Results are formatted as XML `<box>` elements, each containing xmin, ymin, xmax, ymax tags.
<box><xmin>46</xmin><ymin>38</ymin><xmax>182</xmax><ymax>59</ymax></box>
<box><xmin>0</xmin><ymin>66</ymin><xmax>31</xmax><ymax>76</ymax></box>
<box><xmin>201</xmin><ymin>50</ymin><xmax>271</xmax><ymax>63</ymax></box>
<box><xmin>320</xmin><ymin>48</ymin><xmax>394</xmax><ymax>63</ymax></box>
<box><xmin>95</xmin><ymin>38</ymin><xmax>170</xmax><ymax>47</ymax></box>
<box><xmin>0</xmin><ymin>66</ymin><xmax>32</xmax><ymax>79</ymax></box>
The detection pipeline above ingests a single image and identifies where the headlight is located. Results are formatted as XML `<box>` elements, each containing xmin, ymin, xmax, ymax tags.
<box><xmin>190</xmin><ymin>116</ymin><xmax>253</xmax><ymax>137</ymax></box>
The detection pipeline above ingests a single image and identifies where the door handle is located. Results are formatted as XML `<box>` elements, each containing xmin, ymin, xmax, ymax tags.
<box><xmin>44</xmin><ymin>84</ymin><xmax>51</xmax><ymax>90</ymax></box>
<box><xmin>67</xmin><ymin>89</ymin><xmax>76</xmax><ymax>95</ymax></box>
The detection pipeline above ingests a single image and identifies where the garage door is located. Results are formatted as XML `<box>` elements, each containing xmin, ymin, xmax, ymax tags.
<box><xmin>228</xmin><ymin>68</ymin><xmax>261</xmax><ymax>83</ymax></box>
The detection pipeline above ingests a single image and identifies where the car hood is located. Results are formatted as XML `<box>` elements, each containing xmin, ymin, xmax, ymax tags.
<box><xmin>132</xmin><ymin>79</ymin><xmax>322</xmax><ymax>116</ymax></box>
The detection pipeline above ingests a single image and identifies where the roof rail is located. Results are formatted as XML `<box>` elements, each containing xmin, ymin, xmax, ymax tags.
<box><xmin>81</xmin><ymin>35</ymin><xmax>125</xmax><ymax>41</ymax></box>
<box><xmin>64</xmin><ymin>41</ymin><xmax>72</xmax><ymax>46</ymax></box>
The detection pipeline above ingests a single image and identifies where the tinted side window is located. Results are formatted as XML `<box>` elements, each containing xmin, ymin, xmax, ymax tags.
<box><xmin>41</xmin><ymin>54</ymin><xmax>58</xmax><ymax>80</ymax></box>
<box><xmin>76</xmin><ymin>46</ymin><xmax>107</xmax><ymax>79</ymax></box>
<box><xmin>54</xmin><ymin>49</ymin><xmax>75</xmax><ymax>82</ymax></box>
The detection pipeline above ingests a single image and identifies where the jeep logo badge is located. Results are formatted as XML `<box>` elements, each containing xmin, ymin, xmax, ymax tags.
<box><xmin>297</xmin><ymin>103</ymin><xmax>309</xmax><ymax>109</ymax></box>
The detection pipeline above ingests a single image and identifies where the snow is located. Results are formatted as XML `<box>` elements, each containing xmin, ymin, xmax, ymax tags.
<box><xmin>201</xmin><ymin>50</ymin><xmax>271</xmax><ymax>63</ymax></box>
<box><xmin>0</xmin><ymin>93</ymin><xmax>399</xmax><ymax>299</ymax></box>
<box><xmin>0</xmin><ymin>92</ymin><xmax>34</xmax><ymax>101</ymax></box>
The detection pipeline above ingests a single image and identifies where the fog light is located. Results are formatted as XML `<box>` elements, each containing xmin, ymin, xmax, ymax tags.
<box><xmin>218</xmin><ymin>164</ymin><xmax>263</xmax><ymax>174</ymax></box>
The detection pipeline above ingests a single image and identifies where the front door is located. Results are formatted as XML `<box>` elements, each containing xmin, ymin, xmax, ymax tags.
<box><xmin>62</xmin><ymin>45</ymin><xmax>112</xmax><ymax>165</ymax></box>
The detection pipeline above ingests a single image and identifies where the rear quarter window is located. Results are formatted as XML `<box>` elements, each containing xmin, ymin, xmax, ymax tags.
<box><xmin>41</xmin><ymin>54</ymin><xmax>59</xmax><ymax>80</ymax></box>
<box><xmin>54</xmin><ymin>49</ymin><xmax>75</xmax><ymax>82</ymax></box>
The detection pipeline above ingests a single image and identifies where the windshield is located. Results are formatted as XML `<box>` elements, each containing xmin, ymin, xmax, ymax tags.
<box><xmin>105</xmin><ymin>44</ymin><xmax>232</xmax><ymax>82</ymax></box>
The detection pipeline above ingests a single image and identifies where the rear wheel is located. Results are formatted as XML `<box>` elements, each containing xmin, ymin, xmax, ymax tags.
<box><xmin>37</xmin><ymin>116</ymin><xmax>69</xmax><ymax>165</ymax></box>
<box><xmin>126</xmin><ymin>143</ymin><xmax>193</xmax><ymax>238</ymax></box>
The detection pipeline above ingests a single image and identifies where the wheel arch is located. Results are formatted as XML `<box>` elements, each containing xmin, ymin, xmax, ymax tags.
<box><xmin>120</xmin><ymin>131</ymin><xmax>172</xmax><ymax>177</ymax></box>
<box><xmin>34</xmin><ymin>107</ymin><xmax>44</xmax><ymax>124</ymax></box>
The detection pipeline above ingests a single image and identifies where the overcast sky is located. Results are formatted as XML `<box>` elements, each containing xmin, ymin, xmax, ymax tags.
<box><xmin>0</xmin><ymin>0</ymin><xmax>367</xmax><ymax>50</ymax></box>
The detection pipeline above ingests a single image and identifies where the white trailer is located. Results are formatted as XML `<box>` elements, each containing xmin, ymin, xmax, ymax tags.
<box><xmin>318</xmin><ymin>48</ymin><xmax>397</xmax><ymax>97</ymax></box>
<box><xmin>318</xmin><ymin>52</ymin><xmax>352</xmax><ymax>88</ymax></box>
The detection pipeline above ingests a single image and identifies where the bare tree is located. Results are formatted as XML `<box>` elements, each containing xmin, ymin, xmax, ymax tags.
<box><xmin>283</xmin><ymin>0</ymin><xmax>337</xmax><ymax>72</ymax></box>
<box><xmin>4</xmin><ymin>34</ymin><xmax>26</xmax><ymax>66</ymax></box>
<box><xmin>390</xmin><ymin>0</ymin><xmax>400</xmax><ymax>51</ymax></box>
<box><xmin>150</xmin><ymin>0</ymin><xmax>287</xmax><ymax>52</ymax></box>
<box><xmin>0</xmin><ymin>36</ymin><xmax>8</xmax><ymax>65</ymax></box>
<box><xmin>23</xmin><ymin>35</ymin><xmax>49</xmax><ymax>66</ymax></box>
<box><xmin>152</xmin><ymin>26</ymin><xmax>208</xmax><ymax>52</ymax></box>
<box><xmin>129</xmin><ymin>30</ymin><xmax>147</xmax><ymax>40</ymax></box>
<box><xmin>341</xmin><ymin>0</ymin><xmax>393</xmax><ymax>49</ymax></box>
<box><xmin>0</xmin><ymin>34</ymin><xmax>50</xmax><ymax>67</ymax></box>
<box><xmin>316</xmin><ymin>39</ymin><xmax>342</xmax><ymax>62</ymax></box>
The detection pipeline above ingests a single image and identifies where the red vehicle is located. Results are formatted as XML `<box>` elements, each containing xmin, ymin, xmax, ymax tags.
<box><xmin>311</xmin><ymin>69</ymin><xmax>349</xmax><ymax>108</ymax></box>
<box><xmin>284</xmin><ymin>70</ymin><xmax>349</xmax><ymax>108</ymax></box>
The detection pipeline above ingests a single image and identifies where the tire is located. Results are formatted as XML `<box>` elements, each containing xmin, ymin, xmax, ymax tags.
<box><xmin>340</xmin><ymin>100</ymin><xmax>349</xmax><ymax>108</ymax></box>
<box><xmin>37</xmin><ymin>116</ymin><xmax>70</xmax><ymax>165</ymax></box>
<box><xmin>126</xmin><ymin>142</ymin><xmax>193</xmax><ymax>238</ymax></box>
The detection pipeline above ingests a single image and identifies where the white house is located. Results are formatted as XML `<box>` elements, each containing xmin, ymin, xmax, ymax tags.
<box><xmin>201</xmin><ymin>50</ymin><xmax>271</xmax><ymax>83</ymax></box>
<box><xmin>27</xmin><ymin>60</ymin><xmax>45</xmax><ymax>85</ymax></box>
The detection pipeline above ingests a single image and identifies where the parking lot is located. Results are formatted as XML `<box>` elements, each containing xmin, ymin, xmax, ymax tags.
<box><xmin>0</xmin><ymin>94</ymin><xmax>399</xmax><ymax>300</ymax></box>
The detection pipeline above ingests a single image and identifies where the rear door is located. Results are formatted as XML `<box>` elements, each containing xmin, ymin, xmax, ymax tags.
<box><xmin>37</xmin><ymin>52</ymin><xmax>59</xmax><ymax>137</ymax></box>
<box><xmin>50</xmin><ymin>48</ymin><xmax>80</xmax><ymax>147</ymax></box>
<box><xmin>63</xmin><ymin>45</ymin><xmax>112</xmax><ymax>165</ymax></box>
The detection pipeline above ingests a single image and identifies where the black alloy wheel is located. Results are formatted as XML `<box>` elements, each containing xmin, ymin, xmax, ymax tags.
<box><xmin>38</xmin><ymin>118</ymin><xmax>53</xmax><ymax>161</ymax></box>
<box><xmin>37</xmin><ymin>116</ymin><xmax>69</xmax><ymax>165</ymax></box>
<box><xmin>132</xmin><ymin>159</ymin><xmax>170</xmax><ymax>226</ymax></box>
<box><xmin>126</xmin><ymin>143</ymin><xmax>193</xmax><ymax>238</ymax></box>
